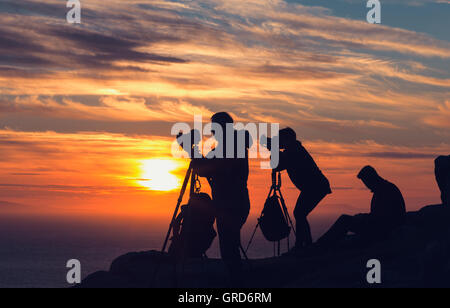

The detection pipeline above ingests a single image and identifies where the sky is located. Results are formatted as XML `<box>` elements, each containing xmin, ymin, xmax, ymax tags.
<box><xmin>0</xmin><ymin>0</ymin><xmax>449</xmax><ymax>224</ymax></box>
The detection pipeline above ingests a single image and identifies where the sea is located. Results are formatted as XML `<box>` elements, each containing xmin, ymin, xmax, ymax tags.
<box><xmin>0</xmin><ymin>214</ymin><xmax>334</xmax><ymax>288</ymax></box>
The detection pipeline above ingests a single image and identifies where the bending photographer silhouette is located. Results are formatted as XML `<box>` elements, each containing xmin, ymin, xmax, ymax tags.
<box><xmin>178</xmin><ymin>112</ymin><xmax>251</xmax><ymax>286</ymax></box>
<box><xmin>267</xmin><ymin>128</ymin><xmax>332</xmax><ymax>255</ymax></box>
<box><xmin>317</xmin><ymin>166</ymin><xmax>406</xmax><ymax>247</ymax></box>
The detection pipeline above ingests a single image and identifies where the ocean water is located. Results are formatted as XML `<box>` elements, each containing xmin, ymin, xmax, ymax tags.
<box><xmin>0</xmin><ymin>214</ymin><xmax>333</xmax><ymax>288</ymax></box>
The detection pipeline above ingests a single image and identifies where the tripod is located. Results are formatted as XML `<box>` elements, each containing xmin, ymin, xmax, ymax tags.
<box><xmin>161</xmin><ymin>161</ymin><xmax>249</xmax><ymax>259</ymax></box>
<box><xmin>246</xmin><ymin>170</ymin><xmax>296</xmax><ymax>257</ymax></box>
<box><xmin>153</xmin><ymin>160</ymin><xmax>201</xmax><ymax>287</ymax></box>
<box><xmin>157</xmin><ymin>160</ymin><xmax>250</xmax><ymax>286</ymax></box>
<box><xmin>161</xmin><ymin>160</ymin><xmax>196</xmax><ymax>255</ymax></box>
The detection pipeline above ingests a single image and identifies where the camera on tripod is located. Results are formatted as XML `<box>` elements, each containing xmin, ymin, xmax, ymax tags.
<box><xmin>177</xmin><ymin>129</ymin><xmax>201</xmax><ymax>158</ymax></box>
<box><xmin>261</xmin><ymin>128</ymin><xmax>295</xmax><ymax>152</ymax></box>
<box><xmin>260</xmin><ymin>134</ymin><xmax>277</xmax><ymax>151</ymax></box>
<box><xmin>260</xmin><ymin>133</ymin><xmax>283</xmax><ymax>154</ymax></box>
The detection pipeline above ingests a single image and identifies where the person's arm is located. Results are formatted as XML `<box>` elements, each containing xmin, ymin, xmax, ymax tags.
<box><xmin>192</xmin><ymin>148</ymin><xmax>229</xmax><ymax>180</ymax></box>
<box><xmin>193</xmin><ymin>157</ymin><xmax>216</xmax><ymax>178</ymax></box>
<box><xmin>370</xmin><ymin>194</ymin><xmax>385</xmax><ymax>221</ymax></box>
<box><xmin>176</xmin><ymin>132</ymin><xmax>216</xmax><ymax>181</ymax></box>
<box><xmin>371</xmin><ymin>189</ymin><xmax>405</xmax><ymax>224</ymax></box>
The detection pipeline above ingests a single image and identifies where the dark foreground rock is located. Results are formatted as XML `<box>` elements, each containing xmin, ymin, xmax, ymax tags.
<box><xmin>78</xmin><ymin>205</ymin><xmax>450</xmax><ymax>288</ymax></box>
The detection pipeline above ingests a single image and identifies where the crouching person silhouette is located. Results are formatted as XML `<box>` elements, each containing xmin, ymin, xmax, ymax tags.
<box><xmin>181</xmin><ymin>112</ymin><xmax>251</xmax><ymax>286</ymax></box>
<box><xmin>435</xmin><ymin>155</ymin><xmax>450</xmax><ymax>207</ymax></box>
<box><xmin>317</xmin><ymin>166</ymin><xmax>406</xmax><ymax>247</ymax></box>
<box><xmin>270</xmin><ymin>128</ymin><xmax>332</xmax><ymax>255</ymax></box>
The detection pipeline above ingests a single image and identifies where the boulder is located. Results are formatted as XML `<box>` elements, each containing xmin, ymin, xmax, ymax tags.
<box><xmin>79</xmin><ymin>204</ymin><xmax>450</xmax><ymax>288</ymax></box>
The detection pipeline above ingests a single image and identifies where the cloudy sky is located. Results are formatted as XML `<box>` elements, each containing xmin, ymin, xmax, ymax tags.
<box><xmin>0</xmin><ymin>0</ymin><xmax>448</xmax><ymax>222</ymax></box>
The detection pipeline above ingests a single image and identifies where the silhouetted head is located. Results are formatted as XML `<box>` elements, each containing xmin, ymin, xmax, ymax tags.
<box><xmin>358</xmin><ymin>166</ymin><xmax>382</xmax><ymax>192</ymax></box>
<box><xmin>210</xmin><ymin>112</ymin><xmax>234</xmax><ymax>148</ymax></box>
<box><xmin>279</xmin><ymin>127</ymin><xmax>297</xmax><ymax>149</ymax></box>
<box><xmin>435</xmin><ymin>155</ymin><xmax>450</xmax><ymax>206</ymax></box>
<box><xmin>211</xmin><ymin>112</ymin><xmax>234</xmax><ymax>129</ymax></box>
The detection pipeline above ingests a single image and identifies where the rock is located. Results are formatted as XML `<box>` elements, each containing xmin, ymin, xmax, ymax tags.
<box><xmin>76</xmin><ymin>271</ymin><xmax>137</xmax><ymax>288</ymax></box>
<box><xmin>79</xmin><ymin>204</ymin><xmax>450</xmax><ymax>288</ymax></box>
<box><xmin>421</xmin><ymin>241</ymin><xmax>450</xmax><ymax>288</ymax></box>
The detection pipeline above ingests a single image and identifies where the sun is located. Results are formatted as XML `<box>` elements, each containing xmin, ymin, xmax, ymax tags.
<box><xmin>137</xmin><ymin>159</ymin><xmax>182</xmax><ymax>192</ymax></box>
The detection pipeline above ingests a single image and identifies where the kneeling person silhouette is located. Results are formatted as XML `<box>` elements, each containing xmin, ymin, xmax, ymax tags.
<box><xmin>269</xmin><ymin>128</ymin><xmax>332</xmax><ymax>256</ymax></box>
<box><xmin>317</xmin><ymin>166</ymin><xmax>406</xmax><ymax>248</ymax></box>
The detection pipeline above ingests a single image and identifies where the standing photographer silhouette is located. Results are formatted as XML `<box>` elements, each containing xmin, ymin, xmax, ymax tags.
<box><xmin>435</xmin><ymin>155</ymin><xmax>450</xmax><ymax>207</ymax></box>
<box><xmin>179</xmin><ymin>112</ymin><xmax>252</xmax><ymax>286</ymax></box>
<box><xmin>269</xmin><ymin>128</ymin><xmax>332</xmax><ymax>256</ymax></box>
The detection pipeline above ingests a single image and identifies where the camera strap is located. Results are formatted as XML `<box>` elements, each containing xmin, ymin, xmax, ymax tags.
<box><xmin>194</xmin><ymin>174</ymin><xmax>201</xmax><ymax>194</ymax></box>
<box><xmin>189</xmin><ymin>173</ymin><xmax>202</xmax><ymax>197</ymax></box>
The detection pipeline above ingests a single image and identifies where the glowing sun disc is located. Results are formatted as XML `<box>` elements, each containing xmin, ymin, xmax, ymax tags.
<box><xmin>137</xmin><ymin>159</ymin><xmax>181</xmax><ymax>192</ymax></box>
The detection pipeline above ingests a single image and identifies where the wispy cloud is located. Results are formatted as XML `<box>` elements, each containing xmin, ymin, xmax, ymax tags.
<box><xmin>0</xmin><ymin>0</ymin><xmax>448</xmax><ymax>215</ymax></box>
<box><xmin>0</xmin><ymin>1</ymin><xmax>448</xmax><ymax>136</ymax></box>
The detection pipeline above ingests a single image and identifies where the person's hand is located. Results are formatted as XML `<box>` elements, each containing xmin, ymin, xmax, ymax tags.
<box><xmin>176</xmin><ymin>131</ymin><xmax>186</xmax><ymax>150</ymax></box>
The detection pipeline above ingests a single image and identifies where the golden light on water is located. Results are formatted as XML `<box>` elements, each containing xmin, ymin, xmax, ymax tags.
<box><xmin>137</xmin><ymin>159</ymin><xmax>182</xmax><ymax>192</ymax></box>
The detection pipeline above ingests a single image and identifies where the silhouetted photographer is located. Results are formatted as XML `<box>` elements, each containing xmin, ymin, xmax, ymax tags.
<box><xmin>317</xmin><ymin>166</ymin><xmax>406</xmax><ymax>247</ymax></box>
<box><xmin>264</xmin><ymin>128</ymin><xmax>332</xmax><ymax>255</ymax></box>
<box><xmin>435</xmin><ymin>155</ymin><xmax>450</xmax><ymax>207</ymax></box>
<box><xmin>178</xmin><ymin>112</ymin><xmax>252</xmax><ymax>286</ymax></box>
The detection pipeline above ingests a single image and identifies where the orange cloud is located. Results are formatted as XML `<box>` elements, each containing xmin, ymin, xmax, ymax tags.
<box><xmin>0</xmin><ymin>0</ymin><xmax>448</xmax><ymax>222</ymax></box>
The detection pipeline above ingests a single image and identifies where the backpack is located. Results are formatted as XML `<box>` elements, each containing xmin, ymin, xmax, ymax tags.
<box><xmin>258</xmin><ymin>194</ymin><xmax>291</xmax><ymax>242</ymax></box>
<box><xmin>168</xmin><ymin>192</ymin><xmax>217</xmax><ymax>259</ymax></box>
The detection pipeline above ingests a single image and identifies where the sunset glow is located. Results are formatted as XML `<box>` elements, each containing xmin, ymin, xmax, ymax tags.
<box><xmin>137</xmin><ymin>159</ymin><xmax>182</xmax><ymax>192</ymax></box>
<box><xmin>0</xmin><ymin>0</ymin><xmax>448</xmax><ymax>220</ymax></box>
<box><xmin>1</xmin><ymin>0</ymin><xmax>450</xmax><ymax>289</ymax></box>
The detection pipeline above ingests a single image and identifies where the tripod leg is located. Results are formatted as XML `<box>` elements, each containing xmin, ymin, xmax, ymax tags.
<box><xmin>287</xmin><ymin>235</ymin><xmax>290</xmax><ymax>252</ymax></box>
<box><xmin>240</xmin><ymin>244</ymin><xmax>250</xmax><ymax>261</ymax></box>
<box><xmin>181</xmin><ymin>169</ymin><xmax>197</xmax><ymax>260</ymax></box>
<box><xmin>153</xmin><ymin>164</ymin><xmax>193</xmax><ymax>287</ymax></box>
<box><xmin>245</xmin><ymin>222</ymin><xmax>260</xmax><ymax>254</ymax></box>
<box><xmin>240</xmin><ymin>244</ymin><xmax>253</xmax><ymax>273</ymax></box>
<box><xmin>161</xmin><ymin>164</ymin><xmax>193</xmax><ymax>253</ymax></box>
<box><xmin>278</xmin><ymin>190</ymin><xmax>296</xmax><ymax>237</ymax></box>
<box><xmin>245</xmin><ymin>186</ymin><xmax>274</xmax><ymax>254</ymax></box>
